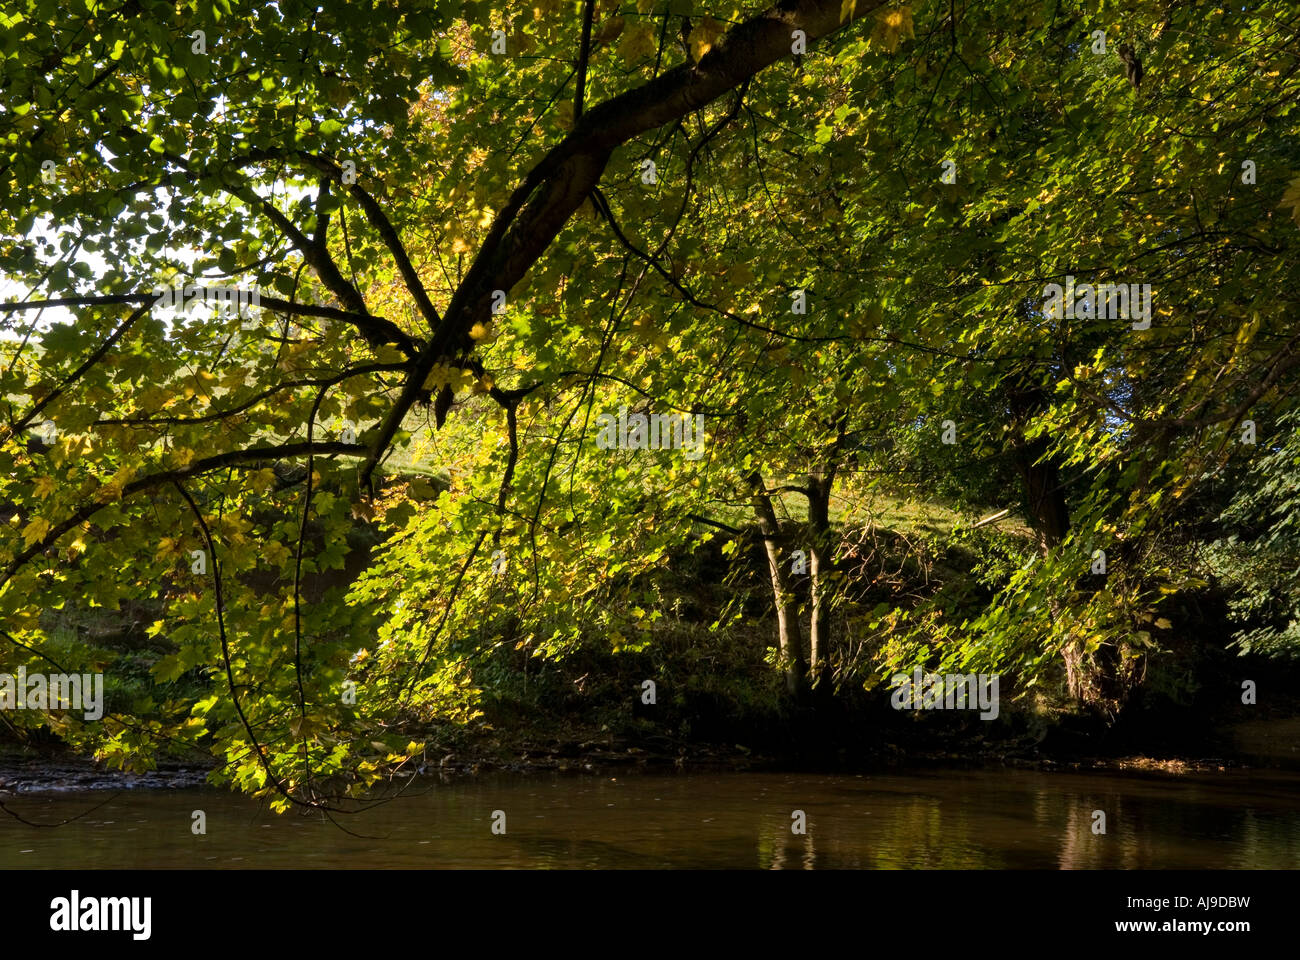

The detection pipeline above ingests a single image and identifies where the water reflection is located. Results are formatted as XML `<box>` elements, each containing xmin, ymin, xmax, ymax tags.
<box><xmin>2</xmin><ymin>768</ymin><xmax>1297</xmax><ymax>869</ymax></box>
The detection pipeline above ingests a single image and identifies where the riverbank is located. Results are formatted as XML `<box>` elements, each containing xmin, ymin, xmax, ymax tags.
<box><xmin>4</xmin><ymin>712</ymin><xmax>1294</xmax><ymax>794</ymax></box>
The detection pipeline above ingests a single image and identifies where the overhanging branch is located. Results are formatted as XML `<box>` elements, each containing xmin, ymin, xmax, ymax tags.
<box><xmin>359</xmin><ymin>0</ymin><xmax>885</xmax><ymax>484</ymax></box>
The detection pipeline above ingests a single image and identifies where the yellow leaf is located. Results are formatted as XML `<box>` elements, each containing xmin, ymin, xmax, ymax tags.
<box><xmin>21</xmin><ymin>517</ymin><xmax>51</xmax><ymax>548</ymax></box>
<box><xmin>95</xmin><ymin>467</ymin><xmax>135</xmax><ymax>503</ymax></box>
<box><xmin>868</xmin><ymin>5</ymin><xmax>914</xmax><ymax>53</ymax></box>
<box><xmin>618</xmin><ymin>22</ymin><xmax>657</xmax><ymax>66</ymax></box>
<box><xmin>32</xmin><ymin>476</ymin><xmax>56</xmax><ymax>499</ymax></box>
<box><xmin>1280</xmin><ymin>174</ymin><xmax>1300</xmax><ymax>226</ymax></box>
<box><xmin>249</xmin><ymin>468</ymin><xmax>277</xmax><ymax>493</ymax></box>
<box><xmin>262</xmin><ymin>540</ymin><xmax>291</xmax><ymax>566</ymax></box>
<box><xmin>372</xmin><ymin>344</ymin><xmax>407</xmax><ymax>365</ymax></box>
<box><xmin>423</xmin><ymin>363</ymin><xmax>473</xmax><ymax>392</ymax></box>
<box><xmin>1154</xmin><ymin>618</ymin><xmax>1173</xmax><ymax>630</ymax></box>
<box><xmin>689</xmin><ymin>17</ymin><xmax>725</xmax><ymax>62</ymax></box>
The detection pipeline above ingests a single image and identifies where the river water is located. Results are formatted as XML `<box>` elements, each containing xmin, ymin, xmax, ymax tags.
<box><xmin>3</xmin><ymin>768</ymin><xmax>1298</xmax><ymax>868</ymax></box>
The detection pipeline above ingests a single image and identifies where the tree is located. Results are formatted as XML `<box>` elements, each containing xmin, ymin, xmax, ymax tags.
<box><xmin>2</xmin><ymin>0</ymin><xmax>1299</xmax><ymax>804</ymax></box>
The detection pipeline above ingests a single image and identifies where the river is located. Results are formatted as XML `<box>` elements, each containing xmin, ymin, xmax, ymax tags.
<box><xmin>3</xmin><ymin>768</ymin><xmax>1298</xmax><ymax>868</ymax></box>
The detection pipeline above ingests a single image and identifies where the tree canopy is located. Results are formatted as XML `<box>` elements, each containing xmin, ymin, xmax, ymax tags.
<box><xmin>2</xmin><ymin>0</ymin><xmax>1298</xmax><ymax>807</ymax></box>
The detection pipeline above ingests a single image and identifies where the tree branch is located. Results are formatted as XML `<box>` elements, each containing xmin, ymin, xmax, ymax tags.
<box><xmin>2</xmin><ymin>440</ymin><xmax>366</xmax><ymax>586</ymax></box>
<box><xmin>359</xmin><ymin>0</ymin><xmax>885</xmax><ymax>484</ymax></box>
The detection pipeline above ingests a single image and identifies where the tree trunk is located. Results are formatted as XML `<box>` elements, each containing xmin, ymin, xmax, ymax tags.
<box><xmin>1015</xmin><ymin>435</ymin><xmax>1069</xmax><ymax>555</ymax></box>
<box><xmin>749</xmin><ymin>472</ymin><xmax>808</xmax><ymax>699</ymax></box>
<box><xmin>1007</xmin><ymin>380</ymin><xmax>1099</xmax><ymax>705</ymax></box>
<box><xmin>806</xmin><ymin>466</ymin><xmax>836</xmax><ymax>693</ymax></box>
<box><xmin>1014</xmin><ymin>439</ymin><xmax>1095</xmax><ymax>700</ymax></box>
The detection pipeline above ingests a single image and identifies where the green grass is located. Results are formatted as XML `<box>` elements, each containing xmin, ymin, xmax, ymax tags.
<box><xmin>699</xmin><ymin>483</ymin><xmax>1033</xmax><ymax>542</ymax></box>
